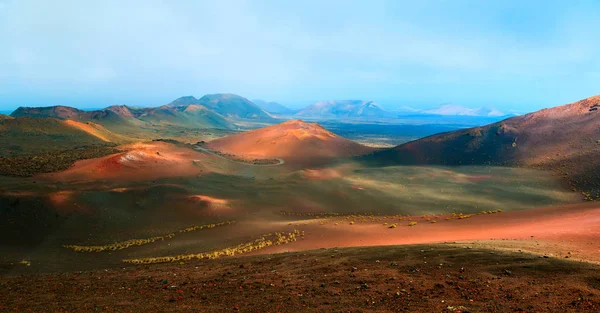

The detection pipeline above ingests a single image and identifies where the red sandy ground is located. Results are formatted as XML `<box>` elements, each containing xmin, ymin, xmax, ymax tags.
<box><xmin>206</xmin><ymin>120</ymin><xmax>375</xmax><ymax>160</ymax></box>
<box><xmin>263</xmin><ymin>202</ymin><xmax>600</xmax><ymax>264</ymax></box>
<box><xmin>2</xmin><ymin>201</ymin><xmax>600</xmax><ymax>311</ymax></box>
<box><xmin>39</xmin><ymin>142</ymin><xmax>216</xmax><ymax>182</ymax></box>
<box><xmin>2</xmin><ymin>245</ymin><xmax>599</xmax><ymax>312</ymax></box>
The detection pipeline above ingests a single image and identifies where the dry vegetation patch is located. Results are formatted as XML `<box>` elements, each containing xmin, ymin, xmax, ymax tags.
<box><xmin>64</xmin><ymin>221</ymin><xmax>235</xmax><ymax>252</ymax></box>
<box><xmin>0</xmin><ymin>145</ymin><xmax>119</xmax><ymax>177</ymax></box>
<box><xmin>123</xmin><ymin>230</ymin><xmax>301</xmax><ymax>264</ymax></box>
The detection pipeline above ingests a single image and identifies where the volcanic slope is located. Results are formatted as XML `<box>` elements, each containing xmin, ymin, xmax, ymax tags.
<box><xmin>0</xmin><ymin>117</ymin><xmax>116</xmax><ymax>157</ymax></box>
<box><xmin>361</xmin><ymin>94</ymin><xmax>600</xmax><ymax>197</ymax></box>
<box><xmin>206</xmin><ymin>120</ymin><xmax>375</xmax><ymax>162</ymax></box>
<box><xmin>129</xmin><ymin>104</ymin><xmax>234</xmax><ymax>129</ymax></box>
<box><xmin>42</xmin><ymin>141</ymin><xmax>222</xmax><ymax>181</ymax></box>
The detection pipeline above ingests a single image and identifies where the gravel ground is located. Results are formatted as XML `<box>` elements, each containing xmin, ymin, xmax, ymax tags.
<box><xmin>2</xmin><ymin>244</ymin><xmax>599</xmax><ymax>312</ymax></box>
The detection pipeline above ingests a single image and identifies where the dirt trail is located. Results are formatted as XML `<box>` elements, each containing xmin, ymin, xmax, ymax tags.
<box><xmin>194</xmin><ymin>146</ymin><xmax>285</xmax><ymax>166</ymax></box>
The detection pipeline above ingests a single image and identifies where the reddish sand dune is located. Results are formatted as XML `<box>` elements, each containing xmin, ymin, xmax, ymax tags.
<box><xmin>260</xmin><ymin>202</ymin><xmax>600</xmax><ymax>263</ymax></box>
<box><xmin>41</xmin><ymin>142</ymin><xmax>215</xmax><ymax>181</ymax></box>
<box><xmin>207</xmin><ymin>120</ymin><xmax>374</xmax><ymax>161</ymax></box>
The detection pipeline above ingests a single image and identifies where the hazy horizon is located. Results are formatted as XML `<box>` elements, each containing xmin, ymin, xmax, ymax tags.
<box><xmin>1</xmin><ymin>0</ymin><xmax>599</xmax><ymax>112</ymax></box>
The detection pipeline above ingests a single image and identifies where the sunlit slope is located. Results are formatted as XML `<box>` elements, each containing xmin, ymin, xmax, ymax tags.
<box><xmin>361</xmin><ymin>94</ymin><xmax>600</xmax><ymax>197</ymax></box>
<box><xmin>198</xmin><ymin>93</ymin><xmax>275</xmax><ymax>121</ymax></box>
<box><xmin>0</xmin><ymin>117</ymin><xmax>112</xmax><ymax>157</ymax></box>
<box><xmin>206</xmin><ymin>120</ymin><xmax>375</xmax><ymax>160</ymax></box>
<box><xmin>131</xmin><ymin>104</ymin><xmax>234</xmax><ymax>129</ymax></box>
<box><xmin>62</xmin><ymin>120</ymin><xmax>131</xmax><ymax>143</ymax></box>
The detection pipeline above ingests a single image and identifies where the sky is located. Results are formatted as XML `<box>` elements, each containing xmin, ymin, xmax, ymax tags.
<box><xmin>0</xmin><ymin>0</ymin><xmax>599</xmax><ymax>113</ymax></box>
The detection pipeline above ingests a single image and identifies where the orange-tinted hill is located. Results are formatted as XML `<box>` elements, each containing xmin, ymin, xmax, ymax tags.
<box><xmin>62</xmin><ymin>119</ymin><xmax>131</xmax><ymax>143</ymax></box>
<box><xmin>41</xmin><ymin>141</ymin><xmax>218</xmax><ymax>181</ymax></box>
<box><xmin>361</xmin><ymin>94</ymin><xmax>600</xmax><ymax>197</ymax></box>
<box><xmin>206</xmin><ymin>120</ymin><xmax>375</xmax><ymax>161</ymax></box>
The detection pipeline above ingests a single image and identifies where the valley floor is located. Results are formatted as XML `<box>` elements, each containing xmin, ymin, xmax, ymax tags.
<box><xmin>2</xmin><ymin>244</ymin><xmax>599</xmax><ymax>312</ymax></box>
<box><xmin>1</xmin><ymin>140</ymin><xmax>598</xmax><ymax>312</ymax></box>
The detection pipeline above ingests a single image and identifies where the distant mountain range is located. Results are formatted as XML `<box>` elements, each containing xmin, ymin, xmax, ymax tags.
<box><xmin>7</xmin><ymin>94</ymin><xmax>514</xmax><ymax>130</ymax></box>
<box><xmin>167</xmin><ymin>94</ymin><xmax>275</xmax><ymax>121</ymax></box>
<box><xmin>253</xmin><ymin>99</ymin><xmax>295</xmax><ymax>115</ymax></box>
<box><xmin>423</xmin><ymin>104</ymin><xmax>507</xmax><ymax>117</ymax></box>
<box><xmin>295</xmin><ymin>100</ymin><xmax>395</xmax><ymax>118</ymax></box>
<box><xmin>196</xmin><ymin>94</ymin><xmax>274</xmax><ymax>121</ymax></box>
<box><xmin>9</xmin><ymin>93</ymin><xmax>285</xmax><ymax>134</ymax></box>
<box><xmin>10</xmin><ymin>103</ymin><xmax>234</xmax><ymax>132</ymax></box>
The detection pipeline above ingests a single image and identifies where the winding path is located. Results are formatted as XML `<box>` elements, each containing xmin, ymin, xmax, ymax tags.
<box><xmin>193</xmin><ymin>146</ymin><xmax>285</xmax><ymax>166</ymax></box>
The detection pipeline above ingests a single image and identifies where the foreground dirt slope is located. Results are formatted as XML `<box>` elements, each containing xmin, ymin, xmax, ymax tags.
<box><xmin>2</xmin><ymin>245</ymin><xmax>599</xmax><ymax>312</ymax></box>
<box><xmin>259</xmin><ymin>202</ymin><xmax>600</xmax><ymax>264</ymax></box>
<box><xmin>362</xmin><ymin>95</ymin><xmax>600</xmax><ymax>197</ymax></box>
<box><xmin>207</xmin><ymin>120</ymin><xmax>375</xmax><ymax>161</ymax></box>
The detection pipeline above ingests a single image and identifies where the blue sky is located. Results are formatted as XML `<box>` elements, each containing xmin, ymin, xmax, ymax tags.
<box><xmin>0</xmin><ymin>0</ymin><xmax>599</xmax><ymax>113</ymax></box>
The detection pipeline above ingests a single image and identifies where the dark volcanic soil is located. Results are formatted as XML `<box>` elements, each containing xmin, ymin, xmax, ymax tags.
<box><xmin>0</xmin><ymin>146</ymin><xmax>119</xmax><ymax>177</ymax></box>
<box><xmin>2</xmin><ymin>245</ymin><xmax>599</xmax><ymax>312</ymax></box>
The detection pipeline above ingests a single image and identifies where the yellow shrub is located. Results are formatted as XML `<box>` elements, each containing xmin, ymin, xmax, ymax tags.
<box><xmin>64</xmin><ymin>221</ymin><xmax>235</xmax><ymax>252</ymax></box>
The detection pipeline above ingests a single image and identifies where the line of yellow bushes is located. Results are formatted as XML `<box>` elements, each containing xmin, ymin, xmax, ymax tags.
<box><xmin>63</xmin><ymin>221</ymin><xmax>235</xmax><ymax>252</ymax></box>
<box><xmin>122</xmin><ymin>229</ymin><xmax>301</xmax><ymax>264</ymax></box>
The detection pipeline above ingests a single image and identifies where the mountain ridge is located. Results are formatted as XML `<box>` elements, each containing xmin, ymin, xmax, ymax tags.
<box><xmin>361</xmin><ymin>94</ymin><xmax>600</xmax><ymax>197</ymax></box>
<box><xmin>197</xmin><ymin>93</ymin><xmax>275</xmax><ymax>121</ymax></box>
<box><xmin>253</xmin><ymin>99</ymin><xmax>295</xmax><ymax>115</ymax></box>
<box><xmin>424</xmin><ymin>104</ymin><xmax>508</xmax><ymax>117</ymax></box>
<box><xmin>295</xmin><ymin>100</ymin><xmax>395</xmax><ymax>118</ymax></box>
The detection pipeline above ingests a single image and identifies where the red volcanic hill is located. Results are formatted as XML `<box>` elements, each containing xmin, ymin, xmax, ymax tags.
<box><xmin>42</xmin><ymin>141</ymin><xmax>217</xmax><ymax>181</ymax></box>
<box><xmin>361</xmin><ymin>94</ymin><xmax>600</xmax><ymax>197</ymax></box>
<box><xmin>206</xmin><ymin>120</ymin><xmax>375</xmax><ymax>160</ymax></box>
